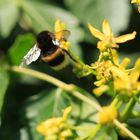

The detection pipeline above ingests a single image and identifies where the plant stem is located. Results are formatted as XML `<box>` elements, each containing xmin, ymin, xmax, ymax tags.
<box><xmin>11</xmin><ymin>66</ymin><xmax>73</xmax><ymax>91</ymax></box>
<box><xmin>69</xmin><ymin>50</ymin><xmax>84</xmax><ymax>66</ymax></box>
<box><xmin>72</xmin><ymin>91</ymin><xmax>101</xmax><ymax>111</ymax></box>
<box><xmin>131</xmin><ymin>110</ymin><xmax>140</xmax><ymax>118</ymax></box>
<box><xmin>134</xmin><ymin>96</ymin><xmax>140</xmax><ymax>104</ymax></box>
<box><xmin>114</xmin><ymin>120</ymin><xmax>140</xmax><ymax>140</ymax></box>
<box><xmin>110</xmin><ymin>95</ymin><xmax>120</xmax><ymax>107</ymax></box>
<box><xmin>116</xmin><ymin>100</ymin><xmax>123</xmax><ymax>110</ymax></box>
<box><xmin>69</xmin><ymin>50</ymin><xmax>96</xmax><ymax>75</ymax></box>
<box><xmin>11</xmin><ymin>66</ymin><xmax>101</xmax><ymax>111</ymax></box>
<box><xmin>121</xmin><ymin>98</ymin><xmax>136</xmax><ymax>121</ymax></box>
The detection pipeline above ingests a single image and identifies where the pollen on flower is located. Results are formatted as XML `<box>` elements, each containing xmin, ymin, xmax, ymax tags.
<box><xmin>99</xmin><ymin>105</ymin><xmax>117</xmax><ymax>124</ymax></box>
<box><xmin>92</xmin><ymin>61</ymin><xmax>113</xmax><ymax>84</ymax></box>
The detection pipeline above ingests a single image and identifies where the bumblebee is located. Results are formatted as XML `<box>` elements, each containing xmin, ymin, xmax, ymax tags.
<box><xmin>20</xmin><ymin>30</ymin><xmax>75</xmax><ymax>69</ymax></box>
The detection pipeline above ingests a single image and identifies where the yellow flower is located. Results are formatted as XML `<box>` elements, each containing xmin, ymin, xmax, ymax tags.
<box><xmin>88</xmin><ymin>19</ymin><xmax>136</xmax><ymax>51</ymax></box>
<box><xmin>91</xmin><ymin>61</ymin><xmax>113</xmax><ymax>96</ymax></box>
<box><xmin>60</xmin><ymin>41</ymin><xmax>70</xmax><ymax>50</ymax></box>
<box><xmin>119</xmin><ymin>58</ymin><xmax>131</xmax><ymax>70</ymax></box>
<box><xmin>131</xmin><ymin>0</ymin><xmax>140</xmax><ymax>2</ymax></box>
<box><xmin>36</xmin><ymin>106</ymin><xmax>72</xmax><ymax>140</ymax></box>
<box><xmin>54</xmin><ymin>19</ymin><xmax>70</xmax><ymax>50</ymax></box>
<box><xmin>55</xmin><ymin>19</ymin><xmax>66</xmax><ymax>33</ymax></box>
<box><xmin>99</xmin><ymin>105</ymin><xmax>117</xmax><ymax>124</ymax></box>
<box><xmin>93</xmin><ymin>85</ymin><xmax>109</xmax><ymax>96</ymax></box>
<box><xmin>110</xmin><ymin>58</ymin><xmax>140</xmax><ymax>96</ymax></box>
<box><xmin>37</xmin><ymin>118</ymin><xmax>62</xmax><ymax>136</ymax></box>
<box><xmin>92</xmin><ymin>57</ymin><xmax>132</xmax><ymax>96</ymax></box>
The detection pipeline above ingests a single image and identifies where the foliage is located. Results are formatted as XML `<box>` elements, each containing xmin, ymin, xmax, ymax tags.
<box><xmin>0</xmin><ymin>0</ymin><xmax>140</xmax><ymax>140</ymax></box>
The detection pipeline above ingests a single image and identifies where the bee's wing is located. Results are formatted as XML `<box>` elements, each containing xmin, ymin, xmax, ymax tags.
<box><xmin>20</xmin><ymin>44</ymin><xmax>41</xmax><ymax>67</ymax></box>
<box><xmin>55</xmin><ymin>30</ymin><xmax>70</xmax><ymax>41</ymax></box>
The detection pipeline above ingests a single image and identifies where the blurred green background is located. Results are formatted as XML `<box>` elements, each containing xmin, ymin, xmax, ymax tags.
<box><xmin>0</xmin><ymin>0</ymin><xmax>140</xmax><ymax>139</ymax></box>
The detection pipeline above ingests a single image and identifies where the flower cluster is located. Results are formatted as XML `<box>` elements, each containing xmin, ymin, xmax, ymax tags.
<box><xmin>110</xmin><ymin>59</ymin><xmax>140</xmax><ymax>96</ymax></box>
<box><xmin>88</xmin><ymin>19</ymin><xmax>137</xmax><ymax>96</ymax></box>
<box><xmin>36</xmin><ymin>106</ymin><xmax>76</xmax><ymax>140</ymax></box>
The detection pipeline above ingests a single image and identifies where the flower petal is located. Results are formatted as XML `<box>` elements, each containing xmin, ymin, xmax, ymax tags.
<box><xmin>138</xmin><ymin>6</ymin><xmax>140</xmax><ymax>12</ymax></box>
<box><xmin>115</xmin><ymin>31</ymin><xmax>136</xmax><ymax>43</ymax></box>
<box><xmin>55</xmin><ymin>19</ymin><xmax>66</xmax><ymax>32</ymax></box>
<box><xmin>110</xmin><ymin>66</ymin><xmax>128</xmax><ymax>81</ymax></box>
<box><xmin>99</xmin><ymin>105</ymin><xmax>117</xmax><ymax>124</ymax></box>
<box><xmin>102</xmin><ymin>19</ymin><xmax>112</xmax><ymax>36</ymax></box>
<box><xmin>60</xmin><ymin>41</ymin><xmax>70</xmax><ymax>50</ymax></box>
<box><xmin>131</xmin><ymin>0</ymin><xmax>140</xmax><ymax>3</ymax></box>
<box><xmin>88</xmin><ymin>23</ymin><xmax>105</xmax><ymax>40</ymax></box>
<box><xmin>93</xmin><ymin>85</ymin><xmax>109</xmax><ymax>96</ymax></box>
<box><xmin>134</xmin><ymin>58</ymin><xmax>140</xmax><ymax>72</ymax></box>
<box><xmin>130</xmin><ymin>71</ymin><xmax>139</xmax><ymax>83</ymax></box>
<box><xmin>130</xmin><ymin>58</ymin><xmax>140</xmax><ymax>82</ymax></box>
<box><xmin>131</xmin><ymin>0</ymin><xmax>137</xmax><ymax>3</ymax></box>
<box><xmin>62</xmin><ymin>106</ymin><xmax>72</xmax><ymax>121</ymax></box>
<box><xmin>120</xmin><ymin>58</ymin><xmax>130</xmax><ymax>70</ymax></box>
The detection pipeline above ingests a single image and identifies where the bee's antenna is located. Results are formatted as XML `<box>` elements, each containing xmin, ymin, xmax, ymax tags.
<box><xmin>61</xmin><ymin>48</ymin><xmax>77</xmax><ymax>63</ymax></box>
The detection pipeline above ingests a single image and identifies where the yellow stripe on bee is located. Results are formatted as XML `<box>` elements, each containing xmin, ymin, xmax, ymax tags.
<box><xmin>41</xmin><ymin>49</ymin><xmax>61</xmax><ymax>62</ymax></box>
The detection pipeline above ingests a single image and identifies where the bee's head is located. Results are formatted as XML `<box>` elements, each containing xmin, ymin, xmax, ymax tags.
<box><xmin>37</xmin><ymin>31</ymin><xmax>55</xmax><ymax>51</ymax></box>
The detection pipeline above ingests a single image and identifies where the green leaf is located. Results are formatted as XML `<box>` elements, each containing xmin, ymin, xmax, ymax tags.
<box><xmin>128</xmin><ymin>126</ymin><xmax>140</xmax><ymax>138</ymax></box>
<box><xmin>0</xmin><ymin>2</ymin><xmax>19</xmax><ymax>37</ymax></box>
<box><xmin>94</xmin><ymin>126</ymin><xmax>117</xmax><ymax>140</ymax></box>
<box><xmin>73</xmin><ymin>101</ymin><xmax>98</xmax><ymax>139</ymax></box>
<box><xmin>65</xmin><ymin>0</ymin><xmax>131</xmax><ymax>43</ymax></box>
<box><xmin>69</xmin><ymin>89</ymin><xmax>100</xmax><ymax>138</ymax></box>
<box><xmin>8</xmin><ymin>34</ymin><xmax>35</xmax><ymax>65</ymax></box>
<box><xmin>21</xmin><ymin>88</ymin><xmax>70</xmax><ymax>140</ymax></box>
<box><xmin>74</xmin><ymin>88</ymin><xmax>100</xmax><ymax>122</ymax></box>
<box><xmin>21</xmin><ymin>0</ymin><xmax>83</xmax><ymax>57</ymax></box>
<box><xmin>24</xmin><ymin>88</ymin><xmax>70</xmax><ymax>120</ymax></box>
<box><xmin>0</xmin><ymin>66</ymin><xmax>9</xmax><ymax>120</ymax></box>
